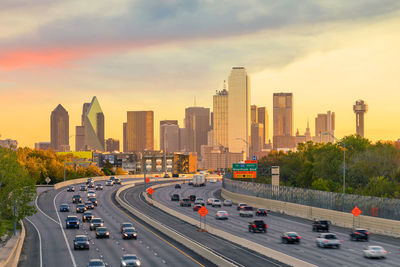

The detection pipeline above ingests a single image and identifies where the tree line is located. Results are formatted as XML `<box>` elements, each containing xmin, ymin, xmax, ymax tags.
<box><xmin>256</xmin><ymin>135</ymin><xmax>400</xmax><ymax>198</ymax></box>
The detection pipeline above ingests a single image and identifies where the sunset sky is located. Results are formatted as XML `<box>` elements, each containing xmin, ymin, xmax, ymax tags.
<box><xmin>1</xmin><ymin>0</ymin><xmax>400</xmax><ymax>149</ymax></box>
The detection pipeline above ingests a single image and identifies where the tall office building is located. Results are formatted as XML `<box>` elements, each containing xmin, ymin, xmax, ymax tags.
<box><xmin>257</xmin><ymin>107</ymin><xmax>269</xmax><ymax>146</ymax></box>
<box><xmin>314</xmin><ymin>111</ymin><xmax>335</xmax><ymax>143</ymax></box>
<box><xmin>83</xmin><ymin>96</ymin><xmax>105</xmax><ymax>151</ymax></box>
<box><xmin>353</xmin><ymin>100</ymin><xmax>368</xmax><ymax>138</ymax></box>
<box><xmin>251</xmin><ymin>105</ymin><xmax>258</xmax><ymax>123</ymax></box>
<box><xmin>75</xmin><ymin>102</ymin><xmax>90</xmax><ymax>151</ymax></box>
<box><xmin>250</xmin><ymin>123</ymin><xmax>264</xmax><ymax>157</ymax></box>
<box><xmin>105</xmin><ymin>138</ymin><xmax>120</xmax><ymax>152</ymax></box>
<box><xmin>213</xmin><ymin>87</ymin><xmax>228</xmax><ymax>148</ymax></box>
<box><xmin>50</xmin><ymin>104</ymin><xmax>69</xmax><ymax>152</ymax></box>
<box><xmin>273</xmin><ymin>93</ymin><xmax>295</xmax><ymax>149</ymax></box>
<box><xmin>227</xmin><ymin>67</ymin><xmax>250</xmax><ymax>158</ymax></box>
<box><xmin>251</xmin><ymin>105</ymin><xmax>269</xmax><ymax>150</ymax></box>
<box><xmin>125</xmin><ymin>111</ymin><xmax>154</xmax><ymax>152</ymax></box>
<box><xmin>160</xmin><ymin>120</ymin><xmax>180</xmax><ymax>153</ymax></box>
<box><xmin>185</xmin><ymin>107</ymin><xmax>210</xmax><ymax>156</ymax></box>
<box><xmin>123</xmin><ymin>123</ymin><xmax>127</xmax><ymax>152</ymax></box>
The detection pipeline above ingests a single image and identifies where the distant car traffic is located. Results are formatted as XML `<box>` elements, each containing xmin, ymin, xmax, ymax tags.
<box><xmin>207</xmin><ymin>198</ymin><xmax>214</xmax><ymax>205</ymax></box>
<box><xmin>193</xmin><ymin>204</ymin><xmax>202</xmax><ymax>211</ymax></box>
<box><xmin>312</xmin><ymin>220</ymin><xmax>330</xmax><ymax>232</ymax></box>
<box><xmin>164</xmin><ymin>173</ymin><xmax>170</xmax><ymax>178</ymax></box>
<box><xmin>73</xmin><ymin>235</ymin><xmax>89</xmax><ymax>250</ymax></box>
<box><xmin>209</xmin><ymin>179</ymin><xmax>217</xmax><ymax>183</ymax></box>
<box><xmin>80</xmin><ymin>185</ymin><xmax>87</xmax><ymax>191</ymax></box>
<box><xmin>120</xmin><ymin>254</ymin><xmax>141</xmax><ymax>267</ymax></box>
<box><xmin>248</xmin><ymin>220</ymin><xmax>267</xmax><ymax>233</ymax></box>
<box><xmin>363</xmin><ymin>246</ymin><xmax>387</xmax><ymax>259</ymax></box>
<box><xmin>87</xmin><ymin>182</ymin><xmax>94</xmax><ymax>188</ymax></box>
<box><xmin>76</xmin><ymin>204</ymin><xmax>87</xmax><ymax>213</ymax></box>
<box><xmin>316</xmin><ymin>233</ymin><xmax>342</xmax><ymax>248</ymax></box>
<box><xmin>85</xmin><ymin>201</ymin><xmax>95</xmax><ymax>210</ymax></box>
<box><xmin>105</xmin><ymin>180</ymin><xmax>113</xmax><ymax>186</ymax></box>
<box><xmin>82</xmin><ymin>211</ymin><xmax>94</xmax><ymax>222</ymax></box>
<box><xmin>86</xmin><ymin>178</ymin><xmax>93</xmax><ymax>184</ymax></box>
<box><xmin>72</xmin><ymin>194</ymin><xmax>82</xmax><ymax>204</ymax></box>
<box><xmin>66</xmin><ymin>215</ymin><xmax>79</xmax><ymax>229</ymax></box>
<box><xmin>223</xmin><ymin>199</ymin><xmax>232</xmax><ymax>206</ymax></box>
<box><xmin>180</xmin><ymin>198</ymin><xmax>191</xmax><ymax>207</ymax></box>
<box><xmin>281</xmin><ymin>232</ymin><xmax>301</xmax><ymax>244</ymax></box>
<box><xmin>120</xmin><ymin>222</ymin><xmax>134</xmax><ymax>233</ymax></box>
<box><xmin>95</xmin><ymin>183</ymin><xmax>103</xmax><ymax>190</ymax></box>
<box><xmin>215</xmin><ymin>211</ymin><xmax>229</xmax><ymax>220</ymax></box>
<box><xmin>96</xmin><ymin>227</ymin><xmax>110</xmax><ymax>238</ymax></box>
<box><xmin>194</xmin><ymin>198</ymin><xmax>205</xmax><ymax>206</ymax></box>
<box><xmin>122</xmin><ymin>227</ymin><xmax>137</xmax><ymax>239</ymax></box>
<box><xmin>60</xmin><ymin>204</ymin><xmax>70</xmax><ymax>212</ymax></box>
<box><xmin>188</xmin><ymin>195</ymin><xmax>196</xmax><ymax>202</ymax></box>
<box><xmin>114</xmin><ymin>178</ymin><xmax>121</xmax><ymax>184</ymax></box>
<box><xmin>174</xmin><ymin>184</ymin><xmax>181</xmax><ymax>189</ymax></box>
<box><xmin>67</xmin><ymin>186</ymin><xmax>75</xmax><ymax>192</ymax></box>
<box><xmin>188</xmin><ymin>181</ymin><xmax>193</xmax><ymax>186</ymax></box>
<box><xmin>171</xmin><ymin>194</ymin><xmax>180</xmax><ymax>201</ymax></box>
<box><xmin>239</xmin><ymin>206</ymin><xmax>253</xmax><ymax>217</ymax></box>
<box><xmin>87</xmin><ymin>190</ymin><xmax>96</xmax><ymax>198</ymax></box>
<box><xmin>237</xmin><ymin>203</ymin><xmax>247</xmax><ymax>211</ymax></box>
<box><xmin>87</xmin><ymin>259</ymin><xmax>105</xmax><ymax>267</ymax></box>
<box><xmin>350</xmin><ymin>229</ymin><xmax>369</xmax><ymax>241</ymax></box>
<box><xmin>88</xmin><ymin>197</ymin><xmax>98</xmax><ymax>206</ymax></box>
<box><xmin>255</xmin><ymin>208</ymin><xmax>268</xmax><ymax>216</ymax></box>
<box><xmin>212</xmin><ymin>199</ymin><xmax>222</xmax><ymax>207</ymax></box>
<box><xmin>90</xmin><ymin>218</ymin><xmax>104</xmax><ymax>230</ymax></box>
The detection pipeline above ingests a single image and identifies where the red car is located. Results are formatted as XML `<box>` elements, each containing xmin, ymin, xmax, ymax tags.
<box><xmin>193</xmin><ymin>204</ymin><xmax>202</xmax><ymax>211</ymax></box>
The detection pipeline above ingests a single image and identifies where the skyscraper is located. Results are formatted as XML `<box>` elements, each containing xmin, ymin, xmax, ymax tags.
<box><xmin>185</xmin><ymin>107</ymin><xmax>210</xmax><ymax>156</ymax></box>
<box><xmin>273</xmin><ymin>93</ymin><xmax>295</xmax><ymax>149</ymax></box>
<box><xmin>160</xmin><ymin>120</ymin><xmax>180</xmax><ymax>153</ymax></box>
<box><xmin>227</xmin><ymin>67</ymin><xmax>250</xmax><ymax>158</ymax></box>
<box><xmin>257</xmin><ymin>107</ymin><xmax>269</xmax><ymax>146</ymax></box>
<box><xmin>50</xmin><ymin>104</ymin><xmax>69</xmax><ymax>152</ymax></box>
<box><xmin>353</xmin><ymin>100</ymin><xmax>368</xmax><ymax>138</ymax></box>
<box><xmin>83</xmin><ymin>96</ymin><xmax>105</xmax><ymax>151</ymax></box>
<box><xmin>250</xmin><ymin>123</ymin><xmax>264</xmax><ymax>157</ymax></box>
<box><xmin>213</xmin><ymin>87</ymin><xmax>228</xmax><ymax>148</ymax></box>
<box><xmin>75</xmin><ymin>102</ymin><xmax>90</xmax><ymax>151</ymax></box>
<box><xmin>125</xmin><ymin>111</ymin><xmax>154</xmax><ymax>152</ymax></box>
<box><xmin>251</xmin><ymin>105</ymin><xmax>269</xmax><ymax>150</ymax></box>
<box><xmin>314</xmin><ymin>111</ymin><xmax>335</xmax><ymax>143</ymax></box>
<box><xmin>105</xmin><ymin>138</ymin><xmax>120</xmax><ymax>152</ymax></box>
<box><xmin>123</xmin><ymin>122</ymin><xmax>127</xmax><ymax>152</ymax></box>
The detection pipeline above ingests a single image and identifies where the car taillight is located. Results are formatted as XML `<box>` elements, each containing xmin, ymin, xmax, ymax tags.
<box><xmin>355</xmin><ymin>232</ymin><xmax>360</xmax><ymax>235</ymax></box>
<box><xmin>366</xmin><ymin>232</ymin><xmax>370</xmax><ymax>235</ymax></box>
<box><xmin>265</xmin><ymin>224</ymin><xmax>268</xmax><ymax>228</ymax></box>
<box><xmin>324</xmin><ymin>240</ymin><xmax>329</xmax><ymax>243</ymax></box>
<box><xmin>339</xmin><ymin>240</ymin><xmax>343</xmax><ymax>242</ymax></box>
<box><xmin>253</xmin><ymin>224</ymin><xmax>256</xmax><ymax>228</ymax></box>
<box><xmin>287</xmin><ymin>237</ymin><xmax>291</xmax><ymax>239</ymax></box>
<box><xmin>384</xmin><ymin>251</ymin><xmax>387</xmax><ymax>253</ymax></box>
<box><xmin>298</xmin><ymin>236</ymin><xmax>301</xmax><ymax>239</ymax></box>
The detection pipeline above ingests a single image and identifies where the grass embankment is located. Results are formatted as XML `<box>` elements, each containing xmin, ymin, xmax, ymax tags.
<box><xmin>0</xmin><ymin>218</ymin><xmax>17</xmax><ymax>238</ymax></box>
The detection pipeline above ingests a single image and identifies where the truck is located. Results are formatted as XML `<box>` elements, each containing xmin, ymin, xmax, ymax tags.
<box><xmin>192</xmin><ymin>174</ymin><xmax>206</xmax><ymax>187</ymax></box>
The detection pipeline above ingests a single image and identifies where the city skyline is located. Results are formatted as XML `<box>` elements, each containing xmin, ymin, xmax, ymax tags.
<box><xmin>1</xmin><ymin>1</ymin><xmax>400</xmax><ymax>147</ymax></box>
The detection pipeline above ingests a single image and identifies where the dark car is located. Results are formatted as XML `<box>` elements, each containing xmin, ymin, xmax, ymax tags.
<box><xmin>72</xmin><ymin>194</ymin><xmax>82</xmax><ymax>204</ymax></box>
<box><xmin>180</xmin><ymin>198</ymin><xmax>192</xmax><ymax>207</ymax></box>
<box><xmin>90</xmin><ymin>218</ymin><xmax>104</xmax><ymax>230</ymax></box>
<box><xmin>256</xmin><ymin>208</ymin><xmax>268</xmax><ymax>216</ymax></box>
<box><xmin>60</xmin><ymin>204</ymin><xmax>70</xmax><ymax>212</ymax></box>
<box><xmin>114</xmin><ymin>178</ymin><xmax>121</xmax><ymax>185</ymax></box>
<box><xmin>76</xmin><ymin>204</ymin><xmax>87</xmax><ymax>213</ymax></box>
<box><xmin>281</xmin><ymin>232</ymin><xmax>301</xmax><ymax>244</ymax></box>
<box><xmin>120</xmin><ymin>222</ymin><xmax>134</xmax><ymax>233</ymax></box>
<box><xmin>350</xmin><ymin>229</ymin><xmax>370</xmax><ymax>241</ymax></box>
<box><xmin>188</xmin><ymin>181</ymin><xmax>193</xmax><ymax>186</ymax></box>
<box><xmin>82</xmin><ymin>211</ymin><xmax>94</xmax><ymax>222</ymax></box>
<box><xmin>86</xmin><ymin>178</ymin><xmax>93</xmax><ymax>184</ymax></box>
<box><xmin>174</xmin><ymin>184</ymin><xmax>181</xmax><ymax>189</ymax></box>
<box><xmin>110</xmin><ymin>176</ymin><xmax>116</xmax><ymax>181</ymax></box>
<box><xmin>248</xmin><ymin>220</ymin><xmax>267</xmax><ymax>233</ymax></box>
<box><xmin>96</xmin><ymin>227</ymin><xmax>110</xmax><ymax>238</ymax></box>
<box><xmin>122</xmin><ymin>227</ymin><xmax>138</xmax><ymax>239</ymax></box>
<box><xmin>171</xmin><ymin>194</ymin><xmax>180</xmax><ymax>201</ymax></box>
<box><xmin>312</xmin><ymin>220</ymin><xmax>330</xmax><ymax>232</ymax></box>
<box><xmin>87</xmin><ymin>259</ymin><xmax>105</xmax><ymax>267</ymax></box>
<box><xmin>172</xmin><ymin>174</ymin><xmax>179</xmax><ymax>178</ymax></box>
<box><xmin>67</xmin><ymin>186</ymin><xmax>75</xmax><ymax>192</ymax></box>
<box><xmin>189</xmin><ymin>195</ymin><xmax>196</xmax><ymax>202</ymax></box>
<box><xmin>85</xmin><ymin>202</ymin><xmax>95</xmax><ymax>210</ymax></box>
<box><xmin>66</xmin><ymin>215</ymin><xmax>80</xmax><ymax>229</ymax></box>
<box><xmin>80</xmin><ymin>185</ymin><xmax>87</xmax><ymax>191</ymax></box>
<box><xmin>164</xmin><ymin>174</ymin><xmax>170</xmax><ymax>178</ymax></box>
<box><xmin>88</xmin><ymin>182</ymin><xmax>94</xmax><ymax>189</ymax></box>
<box><xmin>88</xmin><ymin>197</ymin><xmax>98</xmax><ymax>206</ymax></box>
<box><xmin>95</xmin><ymin>184</ymin><xmax>103</xmax><ymax>190</ymax></box>
<box><xmin>73</xmin><ymin>235</ymin><xmax>89</xmax><ymax>250</ymax></box>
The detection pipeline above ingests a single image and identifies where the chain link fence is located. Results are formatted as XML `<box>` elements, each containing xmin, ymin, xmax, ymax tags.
<box><xmin>223</xmin><ymin>178</ymin><xmax>400</xmax><ymax>220</ymax></box>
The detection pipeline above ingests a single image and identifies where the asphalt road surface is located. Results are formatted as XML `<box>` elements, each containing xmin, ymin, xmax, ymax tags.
<box><xmin>152</xmin><ymin>181</ymin><xmax>400</xmax><ymax>267</ymax></box>
<box><xmin>19</xmin><ymin>179</ymin><xmax>214</xmax><ymax>267</ymax></box>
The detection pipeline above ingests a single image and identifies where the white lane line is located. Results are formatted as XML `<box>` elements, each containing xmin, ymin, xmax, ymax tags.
<box><xmin>53</xmin><ymin>190</ymin><xmax>77</xmax><ymax>267</ymax></box>
<box><xmin>35</xmin><ymin>195</ymin><xmax>60</xmax><ymax>226</ymax></box>
<box><xmin>25</xmin><ymin>217</ymin><xmax>43</xmax><ymax>267</ymax></box>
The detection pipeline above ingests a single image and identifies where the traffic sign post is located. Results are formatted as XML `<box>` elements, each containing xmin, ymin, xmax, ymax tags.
<box><xmin>198</xmin><ymin>206</ymin><xmax>208</xmax><ymax>232</ymax></box>
<box><xmin>45</xmin><ymin>177</ymin><xmax>51</xmax><ymax>185</ymax></box>
<box><xmin>351</xmin><ymin>206</ymin><xmax>362</xmax><ymax>229</ymax></box>
<box><xmin>232</xmin><ymin>163</ymin><xmax>258</xmax><ymax>179</ymax></box>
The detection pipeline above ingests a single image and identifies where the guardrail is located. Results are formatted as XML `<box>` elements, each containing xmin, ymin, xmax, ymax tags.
<box><xmin>0</xmin><ymin>221</ymin><xmax>25</xmax><ymax>267</ymax></box>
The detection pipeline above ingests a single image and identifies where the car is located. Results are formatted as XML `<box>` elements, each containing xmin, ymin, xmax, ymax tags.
<box><xmin>86</xmin><ymin>178</ymin><xmax>93</xmax><ymax>184</ymax></box>
<box><xmin>114</xmin><ymin>178</ymin><xmax>121</xmax><ymax>185</ymax></box>
<box><xmin>188</xmin><ymin>181</ymin><xmax>193</xmax><ymax>186</ymax></box>
<box><xmin>363</xmin><ymin>246</ymin><xmax>387</xmax><ymax>259</ymax></box>
<box><xmin>164</xmin><ymin>173</ymin><xmax>170</xmax><ymax>178</ymax></box>
<box><xmin>96</xmin><ymin>227</ymin><xmax>110</xmax><ymax>238</ymax></box>
<box><xmin>73</xmin><ymin>235</ymin><xmax>89</xmax><ymax>250</ymax></box>
<box><xmin>174</xmin><ymin>184</ymin><xmax>181</xmax><ymax>189</ymax></box>
<box><xmin>194</xmin><ymin>198</ymin><xmax>205</xmax><ymax>206</ymax></box>
<box><xmin>60</xmin><ymin>204</ymin><xmax>70</xmax><ymax>212</ymax></box>
<box><xmin>180</xmin><ymin>198</ymin><xmax>192</xmax><ymax>207</ymax></box>
<box><xmin>66</xmin><ymin>215</ymin><xmax>80</xmax><ymax>229</ymax></box>
<box><xmin>87</xmin><ymin>259</ymin><xmax>105</xmax><ymax>267</ymax></box>
<box><xmin>281</xmin><ymin>232</ymin><xmax>301</xmax><ymax>244</ymax></box>
<box><xmin>209</xmin><ymin>179</ymin><xmax>217</xmax><ymax>183</ymax></box>
<box><xmin>193</xmin><ymin>204</ymin><xmax>202</xmax><ymax>211</ymax></box>
<box><xmin>85</xmin><ymin>201</ymin><xmax>95</xmax><ymax>210</ymax></box>
<box><xmin>105</xmin><ymin>180</ymin><xmax>113</xmax><ymax>186</ymax></box>
<box><xmin>109</xmin><ymin>176</ymin><xmax>116</xmax><ymax>181</ymax></box>
<box><xmin>223</xmin><ymin>199</ymin><xmax>232</xmax><ymax>206</ymax></box>
<box><xmin>95</xmin><ymin>183</ymin><xmax>103</xmax><ymax>190</ymax></box>
<box><xmin>67</xmin><ymin>186</ymin><xmax>75</xmax><ymax>192</ymax></box>
<box><xmin>90</xmin><ymin>218</ymin><xmax>104</xmax><ymax>230</ymax></box>
<box><xmin>172</xmin><ymin>173</ymin><xmax>179</xmax><ymax>178</ymax></box>
<box><xmin>256</xmin><ymin>208</ymin><xmax>268</xmax><ymax>216</ymax></box>
<box><xmin>120</xmin><ymin>254</ymin><xmax>141</xmax><ymax>267</ymax></box>
<box><xmin>88</xmin><ymin>197</ymin><xmax>98</xmax><ymax>206</ymax></box>
<box><xmin>312</xmin><ymin>220</ymin><xmax>330</xmax><ymax>232</ymax></box>
<box><xmin>207</xmin><ymin>198</ymin><xmax>214</xmax><ymax>205</ymax></box>
<box><xmin>122</xmin><ymin>227</ymin><xmax>137</xmax><ymax>239</ymax></box>
<box><xmin>248</xmin><ymin>220</ymin><xmax>267</xmax><ymax>233</ymax></box>
<box><xmin>171</xmin><ymin>194</ymin><xmax>180</xmax><ymax>201</ymax></box>
<box><xmin>239</xmin><ymin>206</ymin><xmax>254</xmax><ymax>217</ymax></box>
<box><xmin>76</xmin><ymin>204</ymin><xmax>87</xmax><ymax>213</ymax></box>
<box><xmin>316</xmin><ymin>233</ymin><xmax>342</xmax><ymax>248</ymax></box>
<box><xmin>80</xmin><ymin>185</ymin><xmax>87</xmax><ymax>191</ymax></box>
<box><xmin>87</xmin><ymin>182</ymin><xmax>94</xmax><ymax>189</ymax></box>
<box><xmin>350</xmin><ymin>229</ymin><xmax>370</xmax><ymax>241</ymax></box>
<box><xmin>87</xmin><ymin>190</ymin><xmax>96</xmax><ymax>198</ymax></box>
<box><xmin>82</xmin><ymin>211</ymin><xmax>94</xmax><ymax>222</ymax></box>
<box><xmin>120</xmin><ymin>222</ymin><xmax>134</xmax><ymax>233</ymax></box>
<box><xmin>188</xmin><ymin>195</ymin><xmax>196</xmax><ymax>202</ymax></box>
<box><xmin>72</xmin><ymin>194</ymin><xmax>82</xmax><ymax>204</ymax></box>
<box><xmin>215</xmin><ymin>211</ymin><xmax>229</xmax><ymax>220</ymax></box>
<box><xmin>237</xmin><ymin>203</ymin><xmax>247</xmax><ymax>211</ymax></box>
<box><xmin>212</xmin><ymin>199</ymin><xmax>222</xmax><ymax>207</ymax></box>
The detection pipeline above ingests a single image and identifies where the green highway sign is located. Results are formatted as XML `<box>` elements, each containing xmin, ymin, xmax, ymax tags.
<box><xmin>232</xmin><ymin>163</ymin><xmax>258</xmax><ymax>172</ymax></box>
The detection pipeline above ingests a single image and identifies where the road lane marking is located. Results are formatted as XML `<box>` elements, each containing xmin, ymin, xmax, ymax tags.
<box><xmin>25</xmin><ymin>217</ymin><xmax>43</xmax><ymax>267</ymax></box>
<box><xmin>35</xmin><ymin>195</ymin><xmax>60</xmax><ymax>226</ymax></box>
<box><xmin>53</xmin><ymin>190</ymin><xmax>77</xmax><ymax>267</ymax></box>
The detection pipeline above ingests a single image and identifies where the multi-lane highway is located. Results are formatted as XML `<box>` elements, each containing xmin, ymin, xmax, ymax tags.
<box><xmin>150</xmin><ymin>181</ymin><xmax>400</xmax><ymax>267</ymax></box>
<box><xmin>18</xmin><ymin>178</ymin><xmax>215</xmax><ymax>267</ymax></box>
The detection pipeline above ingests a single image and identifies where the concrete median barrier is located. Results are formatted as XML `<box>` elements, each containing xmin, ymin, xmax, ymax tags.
<box><xmin>0</xmin><ymin>221</ymin><xmax>25</xmax><ymax>267</ymax></box>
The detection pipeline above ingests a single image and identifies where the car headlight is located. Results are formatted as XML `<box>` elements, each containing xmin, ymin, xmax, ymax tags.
<box><xmin>100</xmin><ymin>223</ymin><xmax>103</xmax><ymax>226</ymax></box>
<box><xmin>90</xmin><ymin>224</ymin><xmax>94</xmax><ymax>226</ymax></box>
<box><xmin>133</xmin><ymin>233</ymin><xmax>137</xmax><ymax>236</ymax></box>
<box><xmin>124</xmin><ymin>233</ymin><xmax>128</xmax><ymax>236</ymax></box>
<box><xmin>136</xmin><ymin>261</ymin><xmax>141</xmax><ymax>266</ymax></box>
<box><xmin>106</xmin><ymin>232</ymin><xmax>109</xmax><ymax>235</ymax></box>
<box><xmin>121</xmin><ymin>262</ymin><xmax>127</xmax><ymax>267</ymax></box>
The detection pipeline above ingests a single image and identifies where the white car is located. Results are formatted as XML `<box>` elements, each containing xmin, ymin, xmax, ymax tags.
<box><xmin>207</xmin><ymin>198</ymin><xmax>214</xmax><ymax>205</ymax></box>
<box><xmin>87</xmin><ymin>190</ymin><xmax>96</xmax><ymax>198</ymax></box>
<box><xmin>215</xmin><ymin>211</ymin><xmax>229</xmax><ymax>220</ymax></box>
<box><xmin>209</xmin><ymin>179</ymin><xmax>217</xmax><ymax>183</ymax></box>
<box><xmin>195</xmin><ymin>198</ymin><xmax>205</xmax><ymax>206</ymax></box>
<box><xmin>212</xmin><ymin>199</ymin><xmax>222</xmax><ymax>207</ymax></box>
<box><xmin>316</xmin><ymin>233</ymin><xmax>342</xmax><ymax>248</ymax></box>
<box><xmin>363</xmin><ymin>246</ymin><xmax>387</xmax><ymax>259</ymax></box>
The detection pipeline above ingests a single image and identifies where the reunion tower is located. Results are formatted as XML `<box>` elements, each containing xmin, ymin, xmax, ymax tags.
<box><xmin>353</xmin><ymin>100</ymin><xmax>368</xmax><ymax>138</ymax></box>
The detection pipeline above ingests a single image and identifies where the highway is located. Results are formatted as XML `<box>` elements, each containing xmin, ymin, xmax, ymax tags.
<box><xmin>18</xmin><ymin>179</ymin><xmax>215</xmax><ymax>267</ymax></box>
<box><xmin>151</xmin><ymin>181</ymin><xmax>400</xmax><ymax>267</ymax></box>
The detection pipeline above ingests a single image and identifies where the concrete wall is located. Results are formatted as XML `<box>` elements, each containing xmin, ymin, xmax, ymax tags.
<box><xmin>0</xmin><ymin>221</ymin><xmax>25</xmax><ymax>267</ymax></box>
<box><xmin>222</xmin><ymin>188</ymin><xmax>400</xmax><ymax>237</ymax></box>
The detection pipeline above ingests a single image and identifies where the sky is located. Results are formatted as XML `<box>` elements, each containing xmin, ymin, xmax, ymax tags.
<box><xmin>1</xmin><ymin>0</ymin><xmax>400</xmax><ymax>149</ymax></box>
